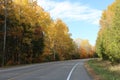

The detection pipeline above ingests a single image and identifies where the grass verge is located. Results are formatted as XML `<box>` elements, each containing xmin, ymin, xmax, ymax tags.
<box><xmin>86</xmin><ymin>59</ymin><xmax>120</xmax><ymax>80</ymax></box>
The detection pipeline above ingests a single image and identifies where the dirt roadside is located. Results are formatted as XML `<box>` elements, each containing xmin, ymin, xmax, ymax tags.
<box><xmin>84</xmin><ymin>62</ymin><xmax>102</xmax><ymax>80</ymax></box>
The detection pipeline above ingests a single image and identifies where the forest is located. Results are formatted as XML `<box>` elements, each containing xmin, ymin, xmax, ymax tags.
<box><xmin>96</xmin><ymin>0</ymin><xmax>120</xmax><ymax>63</ymax></box>
<box><xmin>0</xmin><ymin>0</ymin><xmax>95</xmax><ymax>66</ymax></box>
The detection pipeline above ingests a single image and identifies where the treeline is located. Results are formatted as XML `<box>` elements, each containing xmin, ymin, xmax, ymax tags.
<box><xmin>74</xmin><ymin>39</ymin><xmax>95</xmax><ymax>59</ymax></box>
<box><xmin>0</xmin><ymin>0</ymin><xmax>46</xmax><ymax>66</ymax></box>
<box><xmin>0</xmin><ymin>0</ymin><xmax>95</xmax><ymax>66</ymax></box>
<box><xmin>96</xmin><ymin>0</ymin><xmax>120</xmax><ymax>63</ymax></box>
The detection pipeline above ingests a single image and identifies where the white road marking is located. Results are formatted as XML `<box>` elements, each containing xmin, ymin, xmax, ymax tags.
<box><xmin>67</xmin><ymin>63</ymin><xmax>79</xmax><ymax>80</ymax></box>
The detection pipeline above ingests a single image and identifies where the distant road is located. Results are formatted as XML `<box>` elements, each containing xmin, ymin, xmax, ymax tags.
<box><xmin>0</xmin><ymin>59</ymin><xmax>93</xmax><ymax>80</ymax></box>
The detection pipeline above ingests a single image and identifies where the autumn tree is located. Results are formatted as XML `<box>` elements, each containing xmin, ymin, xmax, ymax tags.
<box><xmin>79</xmin><ymin>40</ymin><xmax>93</xmax><ymax>58</ymax></box>
<box><xmin>0</xmin><ymin>0</ymin><xmax>45</xmax><ymax>65</ymax></box>
<box><xmin>41</xmin><ymin>19</ymin><xmax>75</xmax><ymax>61</ymax></box>
<box><xmin>96</xmin><ymin>0</ymin><xmax>120</xmax><ymax>62</ymax></box>
<box><xmin>74</xmin><ymin>39</ymin><xmax>95</xmax><ymax>59</ymax></box>
<box><xmin>0</xmin><ymin>0</ymin><xmax>79</xmax><ymax>66</ymax></box>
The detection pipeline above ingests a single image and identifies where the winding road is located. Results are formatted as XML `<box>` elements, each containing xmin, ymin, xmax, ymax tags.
<box><xmin>0</xmin><ymin>59</ymin><xmax>93</xmax><ymax>80</ymax></box>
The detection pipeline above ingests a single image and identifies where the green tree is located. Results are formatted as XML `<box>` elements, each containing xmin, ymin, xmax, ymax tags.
<box><xmin>96</xmin><ymin>0</ymin><xmax>120</xmax><ymax>62</ymax></box>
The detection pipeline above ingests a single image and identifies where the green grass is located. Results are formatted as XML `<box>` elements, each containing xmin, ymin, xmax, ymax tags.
<box><xmin>87</xmin><ymin>59</ymin><xmax>120</xmax><ymax>80</ymax></box>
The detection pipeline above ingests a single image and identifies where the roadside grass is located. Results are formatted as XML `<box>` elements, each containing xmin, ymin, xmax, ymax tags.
<box><xmin>87</xmin><ymin>59</ymin><xmax>120</xmax><ymax>80</ymax></box>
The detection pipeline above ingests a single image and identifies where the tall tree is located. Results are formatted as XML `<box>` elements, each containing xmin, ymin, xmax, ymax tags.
<box><xmin>96</xmin><ymin>0</ymin><xmax>120</xmax><ymax>62</ymax></box>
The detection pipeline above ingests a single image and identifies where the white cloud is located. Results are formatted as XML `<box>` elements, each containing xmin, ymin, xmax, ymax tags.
<box><xmin>38</xmin><ymin>0</ymin><xmax>102</xmax><ymax>25</ymax></box>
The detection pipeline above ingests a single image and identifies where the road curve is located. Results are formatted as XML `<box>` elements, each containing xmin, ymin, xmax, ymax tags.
<box><xmin>0</xmin><ymin>59</ymin><xmax>93</xmax><ymax>80</ymax></box>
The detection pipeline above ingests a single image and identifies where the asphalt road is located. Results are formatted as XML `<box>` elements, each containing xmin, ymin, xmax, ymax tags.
<box><xmin>0</xmin><ymin>59</ymin><xmax>93</xmax><ymax>80</ymax></box>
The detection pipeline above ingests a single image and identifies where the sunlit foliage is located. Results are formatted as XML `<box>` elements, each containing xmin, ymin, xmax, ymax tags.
<box><xmin>96</xmin><ymin>0</ymin><xmax>120</xmax><ymax>63</ymax></box>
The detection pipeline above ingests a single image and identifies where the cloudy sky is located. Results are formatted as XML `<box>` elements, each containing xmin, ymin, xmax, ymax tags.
<box><xmin>38</xmin><ymin>0</ymin><xmax>114</xmax><ymax>46</ymax></box>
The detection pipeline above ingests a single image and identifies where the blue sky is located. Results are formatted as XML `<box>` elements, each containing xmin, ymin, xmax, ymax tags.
<box><xmin>38</xmin><ymin>0</ymin><xmax>115</xmax><ymax>46</ymax></box>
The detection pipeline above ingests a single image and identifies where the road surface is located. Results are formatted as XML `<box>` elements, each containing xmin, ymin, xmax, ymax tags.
<box><xmin>0</xmin><ymin>59</ymin><xmax>93</xmax><ymax>80</ymax></box>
